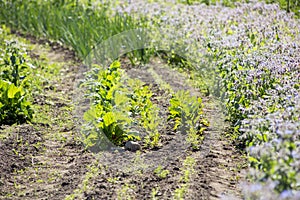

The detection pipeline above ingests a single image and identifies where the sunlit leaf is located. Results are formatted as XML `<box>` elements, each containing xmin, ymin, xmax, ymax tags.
<box><xmin>7</xmin><ymin>84</ymin><xmax>20</xmax><ymax>98</ymax></box>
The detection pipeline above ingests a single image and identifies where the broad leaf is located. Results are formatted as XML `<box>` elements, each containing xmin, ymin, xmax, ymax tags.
<box><xmin>103</xmin><ymin>112</ymin><xmax>115</xmax><ymax>127</ymax></box>
<box><xmin>8</xmin><ymin>84</ymin><xmax>20</xmax><ymax>98</ymax></box>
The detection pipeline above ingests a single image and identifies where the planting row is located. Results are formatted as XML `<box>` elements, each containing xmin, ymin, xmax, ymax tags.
<box><xmin>81</xmin><ymin>61</ymin><xmax>208</xmax><ymax>151</ymax></box>
<box><xmin>0</xmin><ymin>0</ymin><xmax>147</xmax><ymax>62</ymax></box>
<box><xmin>0</xmin><ymin>27</ymin><xmax>34</xmax><ymax>125</ymax></box>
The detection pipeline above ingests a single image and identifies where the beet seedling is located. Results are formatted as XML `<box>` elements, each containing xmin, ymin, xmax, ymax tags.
<box><xmin>0</xmin><ymin>41</ymin><xmax>34</xmax><ymax>125</ymax></box>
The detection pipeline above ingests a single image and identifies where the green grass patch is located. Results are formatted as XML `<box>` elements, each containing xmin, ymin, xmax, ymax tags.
<box><xmin>0</xmin><ymin>0</ymin><xmax>144</xmax><ymax>60</ymax></box>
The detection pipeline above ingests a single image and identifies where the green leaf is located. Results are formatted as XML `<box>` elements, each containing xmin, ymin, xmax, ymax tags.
<box><xmin>256</xmin><ymin>134</ymin><xmax>263</xmax><ymax>141</ymax></box>
<box><xmin>107</xmin><ymin>85</ymin><xmax>117</xmax><ymax>100</ymax></box>
<box><xmin>8</xmin><ymin>84</ymin><xmax>20</xmax><ymax>98</ymax></box>
<box><xmin>248</xmin><ymin>156</ymin><xmax>259</xmax><ymax>164</ymax></box>
<box><xmin>84</xmin><ymin>107</ymin><xmax>98</xmax><ymax>122</ymax></box>
<box><xmin>114</xmin><ymin>91</ymin><xmax>129</xmax><ymax>105</ymax></box>
<box><xmin>103</xmin><ymin>112</ymin><xmax>115</xmax><ymax>127</ymax></box>
<box><xmin>106</xmin><ymin>75</ymin><xmax>113</xmax><ymax>81</ymax></box>
<box><xmin>263</xmin><ymin>133</ymin><xmax>268</xmax><ymax>142</ymax></box>
<box><xmin>0</xmin><ymin>80</ymin><xmax>9</xmax><ymax>90</ymax></box>
<box><xmin>110</xmin><ymin>61</ymin><xmax>121</xmax><ymax>70</ymax></box>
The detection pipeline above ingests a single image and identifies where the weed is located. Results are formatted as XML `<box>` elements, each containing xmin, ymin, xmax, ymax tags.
<box><xmin>154</xmin><ymin>165</ymin><xmax>169</xmax><ymax>179</ymax></box>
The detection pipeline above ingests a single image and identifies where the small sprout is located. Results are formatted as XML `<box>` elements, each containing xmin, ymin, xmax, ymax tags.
<box><xmin>154</xmin><ymin>165</ymin><xmax>170</xmax><ymax>179</ymax></box>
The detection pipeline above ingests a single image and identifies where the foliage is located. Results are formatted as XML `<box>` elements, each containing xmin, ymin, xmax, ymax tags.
<box><xmin>174</xmin><ymin>156</ymin><xmax>196</xmax><ymax>200</ymax></box>
<box><xmin>127</xmin><ymin>79</ymin><xmax>161</xmax><ymax>148</ymax></box>
<box><xmin>154</xmin><ymin>165</ymin><xmax>169</xmax><ymax>179</ymax></box>
<box><xmin>1</xmin><ymin>0</ymin><xmax>299</xmax><ymax>197</ymax></box>
<box><xmin>144</xmin><ymin>131</ymin><xmax>161</xmax><ymax>148</ymax></box>
<box><xmin>119</xmin><ymin>1</ymin><xmax>300</xmax><ymax>198</ymax></box>
<box><xmin>168</xmin><ymin>90</ymin><xmax>208</xmax><ymax>149</ymax></box>
<box><xmin>128</xmin><ymin>80</ymin><xmax>156</xmax><ymax>128</ymax></box>
<box><xmin>82</xmin><ymin>61</ymin><xmax>162</xmax><ymax>149</ymax></box>
<box><xmin>83</xmin><ymin>61</ymin><xmax>139</xmax><ymax>148</ymax></box>
<box><xmin>0</xmin><ymin>40</ymin><xmax>34</xmax><ymax>125</ymax></box>
<box><xmin>0</xmin><ymin>0</ymin><xmax>147</xmax><ymax>62</ymax></box>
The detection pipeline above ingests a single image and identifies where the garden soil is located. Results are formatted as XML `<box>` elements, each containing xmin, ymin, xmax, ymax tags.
<box><xmin>0</xmin><ymin>35</ymin><xmax>246</xmax><ymax>200</ymax></box>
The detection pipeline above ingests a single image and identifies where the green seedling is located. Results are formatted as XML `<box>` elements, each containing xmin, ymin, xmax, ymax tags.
<box><xmin>154</xmin><ymin>165</ymin><xmax>170</xmax><ymax>179</ymax></box>
<box><xmin>0</xmin><ymin>41</ymin><xmax>34</xmax><ymax>125</ymax></box>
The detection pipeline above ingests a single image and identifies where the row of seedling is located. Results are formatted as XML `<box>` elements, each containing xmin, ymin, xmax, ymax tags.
<box><xmin>0</xmin><ymin>38</ymin><xmax>34</xmax><ymax>125</ymax></box>
<box><xmin>149</xmin><ymin>66</ymin><xmax>209</xmax><ymax>150</ymax></box>
<box><xmin>82</xmin><ymin>61</ymin><xmax>162</xmax><ymax>151</ymax></box>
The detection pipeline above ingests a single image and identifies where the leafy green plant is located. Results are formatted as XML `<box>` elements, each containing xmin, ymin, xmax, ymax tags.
<box><xmin>144</xmin><ymin>131</ymin><xmax>161</xmax><ymax>148</ymax></box>
<box><xmin>168</xmin><ymin>90</ymin><xmax>209</xmax><ymax>149</ymax></box>
<box><xmin>127</xmin><ymin>79</ymin><xmax>161</xmax><ymax>148</ymax></box>
<box><xmin>83</xmin><ymin>61</ymin><xmax>162</xmax><ymax>149</ymax></box>
<box><xmin>173</xmin><ymin>156</ymin><xmax>196</xmax><ymax>200</ymax></box>
<box><xmin>82</xmin><ymin>61</ymin><xmax>140</xmax><ymax>148</ymax></box>
<box><xmin>154</xmin><ymin>165</ymin><xmax>169</xmax><ymax>179</ymax></box>
<box><xmin>168</xmin><ymin>90</ymin><xmax>204</xmax><ymax>131</ymax></box>
<box><xmin>128</xmin><ymin>79</ymin><xmax>153</xmax><ymax>121</ymax></box>
<box><xmin>186</xmin><ymin>128</ymin><xmax>203</xmax><ymax>150</ymax></box>
<box><xmin>0</xmin><ymin>41</ymin><xmax>34</xmax><ymax>125</ymax></box>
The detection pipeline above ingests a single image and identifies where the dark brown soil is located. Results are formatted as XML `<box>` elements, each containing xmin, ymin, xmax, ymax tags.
<box><xmin>0</xmin><ymin>125</ymin><xmax>44</xmax><ymax>196</ymax></box>
<box><xmin>0</xmin><ymin>35</ymin><xmax>246</xmax><ymax>200</ymax></box>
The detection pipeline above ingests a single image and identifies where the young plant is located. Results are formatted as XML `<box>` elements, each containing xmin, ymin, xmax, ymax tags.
<box><xmin>0</xmin><ymin>41</ymin><xmax>34</xmax><ymax>125</ymax></box>
<box><xmin>168</xmin><ymin>90</ymin><xmax>209</xmax><ymax>149</ymax></box>
<box><xmin>127</xmin><ymin>79</ymin><xmax>161</xmax><ymax>148</ymax></box>
<box><xmin>82</xmin><ymin>61</ymin><xmax>140</xmax><ymax>149</ymax></box>
<box><xmin>154</xmin><ymin>165</ymin><xmax>169</xmax><ymax>179</ymax></box>
<box><xmin>173</xmin><ymin>156</ymin><xmax>196</xmax><ymax>200</ymax></box>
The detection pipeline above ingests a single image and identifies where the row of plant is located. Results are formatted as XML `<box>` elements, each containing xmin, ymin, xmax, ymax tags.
<box><xmin>173</xmin><ymin>156</ymin><xmax>196</xmax><ymax>199</ymax></box>
<box><xmin>127</xmin><ymin>79</ymin><xmax>161</xmax><ymax>148</ymax></box>
<box><xmin>168</xmin><ymin>90</ymin><xmax>209</xmax><ymax>150</ymax></box>
<box><xmin>147</xmin><ymin>67</ymin><xmax>209</xmax><ymax>150</ymax></box>
<box><xmin>206</xmin><ymin>8</ymin><xmax>300</xmax><ymax>198</ymax></box>
<box><xmin>0</xmin><ymin>0</ymin><xmax>147</xmax><ymax>62</ymax></box>
<box><xmin>65</xmin><ymin>160</ymin><xmax>102</xmax><ymax>200</ymax></box>
<box><xmin>119</xmin><ymin>1</ymin><xmax>300</xmax><ymax>198</ymax></box>
<box><xmin>2</xmin><ymin>0</ymin><xmax>299</xmax><ymax>197</ymax></box>
<box><xmin>162</xmin><ymin>0</ymin><xmax>300</xmax><ymax>16</ymax></box>
<box><xmin>0</xmin><ymin>0</ymin><xmax>211</xmax><ymax>152</ymax></box>
<box><xmin>82</xmin><ymin>60</ymin><xmax>209</xmax><ymax>152</ymax></box>
<box><xmin>82</xmin><ymin>61</ymin><xmax>163</xmax><ymax>151</ymax></box>
<box><xmin>0</xmin><ymin>27</ymin><xmax>34</xmax><ymax>125</ymax></box>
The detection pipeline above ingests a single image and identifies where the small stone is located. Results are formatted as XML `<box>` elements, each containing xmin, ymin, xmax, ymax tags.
<box><xmin>125</xmin><ymin>141</ymin><xmax>141</xmax><ymax>152</ymax></box>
